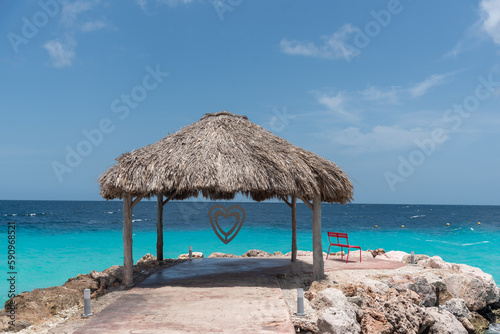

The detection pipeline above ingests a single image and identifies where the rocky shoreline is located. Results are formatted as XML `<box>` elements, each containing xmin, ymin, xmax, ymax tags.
<box><xmin>1</xmin><ymin>249</ymin><xmax>499</xmax><ymax>334</ymax></box>
<box><xmin>279</xmin><ymin>250</ymin><xmax>500</xmax><ymax>334</ymax></box>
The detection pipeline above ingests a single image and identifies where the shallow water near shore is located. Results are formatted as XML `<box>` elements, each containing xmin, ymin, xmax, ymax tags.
<box><xmin>1</xmin><ymin>200</ymin><xmax>499</xmax><ymax>307</ymax></box>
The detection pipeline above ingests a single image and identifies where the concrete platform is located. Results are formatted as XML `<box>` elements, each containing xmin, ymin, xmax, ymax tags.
<box><xmin>74</xmin><ymin>256</ymin><xmax>405</xmax><ymax>333</ymax></box>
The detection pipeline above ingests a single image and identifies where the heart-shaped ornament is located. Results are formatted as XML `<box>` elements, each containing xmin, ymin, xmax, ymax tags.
<box><xmin>208</xmin><ymin>204</ymin><xmax>245</xmax><ymax>244</ymax></box>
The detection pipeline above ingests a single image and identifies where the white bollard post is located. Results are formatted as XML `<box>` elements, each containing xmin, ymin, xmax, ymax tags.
<box><xmin>82</xmin><ymin>289</ymin><xmax>92</xmax><ymax>316</ymax></box>
<box><xmin>296</xmin><ymin>288</ymin><xmax>305</xmax><ymax>316</ymax></box>
<box><xmin>411</xmin><ymin>251</ymin><xmax>415</xmax><ymax>265</ymax></box>
<box><xmin>189</xmin><ymin>246</ymin><xmax>193</xmax><ymax>259</ymax></box>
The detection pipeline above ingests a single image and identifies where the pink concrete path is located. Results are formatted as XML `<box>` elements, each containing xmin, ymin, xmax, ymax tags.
<box><xmin>74</xmin><ymin>256</ymin><xmax>405</xmax><ymax>333</ymax></box>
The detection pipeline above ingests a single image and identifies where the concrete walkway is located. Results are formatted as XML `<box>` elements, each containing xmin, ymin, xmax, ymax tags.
<box><xmin>75</xmin><ymin>256</ymin><xmax>405</xmax><ymax>333</ymax></box>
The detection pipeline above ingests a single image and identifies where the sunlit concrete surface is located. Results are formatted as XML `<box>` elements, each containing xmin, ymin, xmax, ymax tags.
<box><xmin>74</xmin><ymin>256</ymin><xmax>404</xmax><ymax>333</ymax></box>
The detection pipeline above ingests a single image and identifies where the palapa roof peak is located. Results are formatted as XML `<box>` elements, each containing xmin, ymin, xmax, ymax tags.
<box><xmin>99</xmin><ymin>111</ymin><xmax>354</xmax><ymax>203</ymax></box>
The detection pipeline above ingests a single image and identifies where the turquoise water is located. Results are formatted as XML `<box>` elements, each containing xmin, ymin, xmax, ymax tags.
<box><xmin>1</xmin><ymin>201</ymin><xmax>499</xmax><ymax>306</ymax></box>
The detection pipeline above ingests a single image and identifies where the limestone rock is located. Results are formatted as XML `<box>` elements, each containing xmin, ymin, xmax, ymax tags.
<box><xmin>470</xmin><ymin>312</ymin><xmax>490</xmax><ymax>333</ymax></box>
<box><xmin>354</xmin><ymin>286</ymin><xmax>430</xmax><ymax>333</ymax></box>
<box><xmin>445</xmin><ymin>274</ymin><xmax>488</xmax><ymax>311</ymax></box>
<box><xmin>453</xmin><ymin>263</ymin><xmax>500</xmax><ymax>305</ymax></box>
<box><xmin>442</xmin><ymin>298</ymin><xmax>471</xmax><ymax>320</ymax></box>
<box><xmin>308</xmin><ymin>279</ymin><xmax>336</xmax><ymax>295</ymax></box>
<box><xmin>208</xmin><ymin>252</ymin><xmax>238</xmax><ymax>258</ymax></box>
<box><xmin>493</xmin><ymin>308</ymin><xmax>500</xmax><ymax>322</ymax></box>
<box><xmin>367</xmin><ymin>248</ymin><xmax>385</xmax><ymax>257</ymax></box>
<box><xmin>430</xmin><ymin>278</ymin><xmax>453</xmax><ymax>305</ymax></box>
<box><xmin>63</xmin><ymin>276</ymin><xmax>99</xmax><ymax>292</ymax></box>
<box><xmin>459</xmin><ymin>317</ymin><xmax>475</xmax><ymax>334</ymax></box>
<box><xmin>136</xmin><ymin>253</ymin><xmax>156</xmax><ymax>265</ymax></box>
<box><xmin>381</xmin><ymin>293</ymin><xmax>431</xmax><ymax>333</ymax></box>
<box><xmin>292</xmin><ymin>297</ymin><xmax>319</xmax><ymax>333</ymax></box>
<box><xmin>3</xmin><ymin>278</ymin><xmax>97</xmax><ymax>331</ymax></box>
<box><xmin>418</xmin><ymin>256</ymin><xmax>452</xmax><ymax>270</ymax></box>
<box><xmin>89</xmin><ymin>270</ymin><xmax>117</xmax><ymax>288</ymax></box>
<box><xmin>375</xmin><ymin>250</ymin><xmax>409</xmax><ymax>262</ymax></box>
<box><xmin>103</xmin><ymin>265</ymin><xmax>124</xmax><ymax>284</ymax></box>
<box><xmin>407</xmin><ymin>276</ymin><xmax>436</xmax><ymax>307</ymax></box>
<box><xmin>402</xmin><ymin>254</ymin><xmax>430</xmax><ymax>264</ymax></box>
<box><xmin>241</xmin><ymin>249</ymin><xmax>271</xmax><ymax>257</ymax></box>
<box><xmin>426</xmin><ymin>307</ymin><xmax>468</xmax><ymax>334</ymax></box>
<box><xmin>177</xmin><ymin>251</ymin><xmax>204</xmax><ymax>259</ymax></box>
<box><xmin>360</xmin><ymin>308</ymin><xmax>393</xmax><ymax>334</ymax></box>
<box><xmin>312</xmin><ymin>288</ymin><xmax>361</xmax><ymax>334</ymax></box>
<box><xmin>346</xmin><ymin>250</ymin><xmax>374</xmax><ymax>260</ymax></box>
<box><xmin>272</xmin><ymin>251</ymin><xmax>284</xmax><ymax>256</ymax></box>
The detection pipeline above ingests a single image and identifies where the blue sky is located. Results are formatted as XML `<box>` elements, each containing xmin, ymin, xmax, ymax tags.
<box><xmin>1</xmin><ymin>0</ymin><xmax>499</xmax><ymax>204</ymax></box>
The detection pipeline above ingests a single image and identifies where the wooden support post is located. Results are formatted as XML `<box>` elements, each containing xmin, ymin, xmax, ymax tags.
<box><xmin>123</xmin><ymin>193</ymin><xmax>134</xmax><ymax>286</ymax></box>
<box><xmin>312</xmin><ymin>193</ymin><xmax>324</xmax><ymax>281</ymax></box>
<box><xmin>291</xmin><ymin>195</ymin><xmax>297</xmax><ymax>262</ymax></box>
<box><xmin>157</xmin><ymin>195</ymin><xmax>164</xmax><ymax>261</ymax></box>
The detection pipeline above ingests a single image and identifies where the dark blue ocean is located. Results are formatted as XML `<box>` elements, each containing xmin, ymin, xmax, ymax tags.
<box><xmin>1</xmin><ymin>200</ymin><xmax>499</xmax><ymax>306</ymax></box>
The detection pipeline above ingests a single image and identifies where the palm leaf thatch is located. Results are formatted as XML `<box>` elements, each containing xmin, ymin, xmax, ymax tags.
<box><xmin>99</xmin><ymin>111</ymin><xmax>353</xmax><ymax>203</ymax></box>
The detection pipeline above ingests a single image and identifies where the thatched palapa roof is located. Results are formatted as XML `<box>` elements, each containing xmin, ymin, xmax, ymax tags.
<box><xmin>99</xmin><ymin>111</ymin><xmax>353</xmax><ymax>203</ymax></box>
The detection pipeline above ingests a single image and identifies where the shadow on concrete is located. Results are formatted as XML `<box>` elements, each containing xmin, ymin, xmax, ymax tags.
<box><xmin>136</xmin><ymin>257</ymin><xmax>406</xmax><ymax>289</ymax></box>
<box><xmin>138</xmin><ymin>258</ymin><xmax>313</xmax><ymax>289</ymax></box>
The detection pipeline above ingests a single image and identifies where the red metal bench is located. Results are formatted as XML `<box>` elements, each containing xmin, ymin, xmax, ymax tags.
<box><xmin>326</xmin><ymin>232</ymin><xmax>362</xmax><ymax>263</ymax></box>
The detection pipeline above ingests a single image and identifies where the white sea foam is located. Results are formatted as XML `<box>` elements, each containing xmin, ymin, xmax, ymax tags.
<box><xmin>132</xmin><ymin>219</ymin><xmax>142</xmax><ymax>222</ymax></box>
<box><xmin>29</xmin><ymin>213</ymin><xmax>36</xmax><ymax>216</ymax></box>
<box><xmin>410</xmin><ymin>215</ymin><xmax>426</xmax><ymax>219</ymax></box>
<box><xmin>106</xmin><ymin>211</ymin><xmax>114</xmax><ymax>214</ymax></box>
<box><xmin>462</xmin><ymin>241</ymin><xmax>490</xmax><ymax>246</ymax></box>
<box><xmin>426</xmin><ymin>239</ymin><xmax>490</xmax><ymax>247</ymax></box>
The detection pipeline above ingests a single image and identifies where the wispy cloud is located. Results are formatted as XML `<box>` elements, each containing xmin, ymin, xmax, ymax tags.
<box><xmin>408</xmin><ymin>73</ymin><xmax>450</xmax><ymax>98</ymax></box>
<box><xmin>280</xmin><ymin>24</ymin><xmax>359</xmax><ymax>61</ymax></box>
<box><xmin>480</xmin><ymin>0</ymin><xmax>500</xmax><ymax>44</ymax></box>
<box><xmin>43</xmin><ymin>1</ymin><xmax>109</xmax><ymax>68</ymax></box>
<box><xmin>311</xmin><ymin>72</ymin><xmax>456</xmax><ymax>153</ymax></box>
<box><xmin>443</xmin><ymin>0</ymin><xmax>500</xmax><ymax>59</ymax></box>
<box><xmin>361</xmin><ymin>86</ymin><xmax>400</xmax><ymax>104</ymax></box>
<box><xmin>313</xmin><ymin>72</ymin><xmax>451</xmax><ymax>116</ymax></box>
<box><xmin>61</xmin><ymin>1</ymin><xmax>95</xmax><ymax>26</ymax></box>
<box><xmin>60</xmin><ymin>1</ymin><xmax>108</xmax><ymax>32</ymax></box>
<box><xmin>314</xmin><ymin>90</ymin><xmax>359</xmax><ymax>121</ymax></box>
<box><xmin>43</xmin><ymin>39</ymin><xmax>76</xmax><ymax>68</ymax></box>
<box><xmin>325</xmin><ymin>125</ymin><xmax>441</xmax><ymax>154</ymax></box>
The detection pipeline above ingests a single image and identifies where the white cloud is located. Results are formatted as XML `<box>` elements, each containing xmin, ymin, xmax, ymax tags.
<box><xmin>60</xmin><ymin>1</ymin><xmax>108</xmax><ymax>32</ymax></box>
<box><xmin>313</xmin><ymin>73</ymin><xmax>448</xmax><ymax>117</ymax></box>
<box><xmin>43</xmin><ymin>39</ymin><xmax>76</xmax><ymax>68</ymax></box>
<box><xmin>361</xmin><ymin>86</ymin><xmax>399</xmax><ymax>104</ymax></box>
<box><xmin>480</xmin><ymin>0</ymin><xmax>500</xmax><ymax>44</ymax></box>
<box><xmin>314</xmin><ymin>90</ymin><xmax>359</xmax><ymax>121</ymax></box>
<box><xmin>61</xmin><ymin>1</ymin><xmax>94</xmax><ymax>26</ymax></box>
<box><xmin>443</xmin><ymin>0</ymin><xmax>500</xmax><ymax>58</ymax></box>
<box><xmin>280</xmin><ymin>24</ymin><xmax>359</xmax><ymax>61</ymax></box>
<box><xmin>408</xmin><ymin>73</ymin><xmax>449</xmax><ymax>98</ymax></box>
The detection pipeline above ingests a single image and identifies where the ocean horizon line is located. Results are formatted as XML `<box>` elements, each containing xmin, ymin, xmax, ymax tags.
<box><xmin>1</xmin><ymin>199</ymin><xmax>499</xmax><ymax>207</ymax></box>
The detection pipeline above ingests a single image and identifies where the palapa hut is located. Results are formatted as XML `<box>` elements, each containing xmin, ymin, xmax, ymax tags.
<box><xmin>99</xmin><ymin>111</ymin><xmax>353</xmax><ymax>285</ymax></box>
